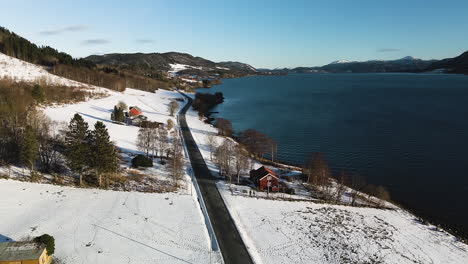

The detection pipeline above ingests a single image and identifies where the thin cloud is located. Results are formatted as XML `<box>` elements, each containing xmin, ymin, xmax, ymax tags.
<box><xmin>39</xmin><ymin>25</ymin><xmax>89</xmax><ymax>35</ymax></box>
<box><xmin>63</xmin><ymin>25</ymin><xmax>89</xmax><ymax>32</ymax></box>
<box><xmin>377</xmin><ymin>48</ymin><xmax>401</xmax><ymax>52</ymax></box>
<box><xmin>82</xmin><ymin>39</ymin><xmax>110</xmax><ymax>45</ymax></box>
<box><xmin>136</xmin><ymin>39</ymin><xmax>154</xmax><ymax>44</ymax></box>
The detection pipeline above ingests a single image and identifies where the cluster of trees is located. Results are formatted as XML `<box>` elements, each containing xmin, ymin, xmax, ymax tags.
<box><xmin>135</xmin><ymin>124</ymin><xmax>184</xmax><ymax>185</ymax></box>
<box><xmin>239</xmin><ymin>129</ymin><xmax>276</xmax><ymax>161</ymax></box>
<box><xmin>65</xmin><ymin>114</ymin><xmax>119</xmax><ymax>186</ymax></box>
<box><xmin>303</xmin><ymin>152</ymin><xmax>391</xmax><ymax>207</ymax></box>
<box><xmin>111</xmin><ymin>101</ymin><xmax>127</xmax><ymax>123</ymax></box>
<box><xmin>192</xmin><ymin>92</ymin><xmax>224</xmax><ymax>118</ymax></box>
<box><xmin>205</xmin><ymin>134</ymin><xmax>250</xmax><ymax>183</ymax></box>
<box><xmin>51</xmin><ymin>64</ymin><xmax>126</xmax><ymax>92</ymax></box>
<box><xmin>0</xmin><ymin>98</ymin><xmax>119</xmax><ymax>186</ymax></box>
<box><xmin>202</xmin><ymin>79</ymin><xmax>222</xmax><ymax>88</ymax></box>
<box><xmin>0</xmin><ymin>78</ymin><xmax>112</xmax><ymax>182</ymax></box>
<box><xmin>0</xmin><ymin>78</ymin><xmax>92</xmax><ymax>106</ymax></box>
<box><xmin>214</xmin><ymin>118</ymin><xmax>233</xmax><ymax>136</ymax></box>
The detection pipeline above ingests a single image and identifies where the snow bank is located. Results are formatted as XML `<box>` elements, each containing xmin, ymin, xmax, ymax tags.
<box><xmin>0</xmin><ymin>179</ymin><xmax>222</xmax><ymax>264</ymax></box>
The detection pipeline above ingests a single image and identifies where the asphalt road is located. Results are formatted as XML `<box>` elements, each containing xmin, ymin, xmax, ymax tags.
<box><xmin>177</xmin><ymin>93</ymin><xmax>254</xmax><ymax>264</ymax></box>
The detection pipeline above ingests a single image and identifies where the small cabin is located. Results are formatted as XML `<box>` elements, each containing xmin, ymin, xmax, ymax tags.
<box><xmin>249</xmin><ymin>166</ymin><xmax>279</xmax><ymax>191</ymax></box>
<box><xmin>128</xmin><ymin>106</ymin><xmax>143</xmax><ymax>117</ymax></box>
<box><xmin>0</xmin><ymin>242</ymin><xmax>51</xmax><ymax>264</ymax></box>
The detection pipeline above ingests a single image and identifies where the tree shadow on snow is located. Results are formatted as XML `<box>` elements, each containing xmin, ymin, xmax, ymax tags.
<box><xmin>77</xmin><ymin>112</ymin><xmax>112</xmax><ymax>124</ymax></box>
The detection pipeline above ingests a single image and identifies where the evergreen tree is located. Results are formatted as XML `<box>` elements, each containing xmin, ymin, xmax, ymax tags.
<box><xmin>31</xmin><ymin>84</ymin><xmax>45</xmax><ymax>103</ymax></box>
<box><xmin>111</xmin><ymin>105</ymin><xmax>125</xmax><ymax>122</ymax></box>
<box><xmin>19</xmin><ymin>125</ymin><xmax>39</xmax><ymax>171</ymax></box>
<box><xmin>65</xmin><ymin>114</ymin><xmax>90</xmax><ymax>186</ymax></box>
<box><xmin>89</xmin><ymin>121</ymin><xmax>119</xmax><ymax>186</ymax></box>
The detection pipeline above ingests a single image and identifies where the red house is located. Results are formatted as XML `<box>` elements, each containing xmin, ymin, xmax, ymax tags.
<box><xmin>250</xmin><ymin>166</ymin><xmax>279</xmax><ymax>191</ymax></box>
<box><xmin>129</xmin><ymin>106</ymin><xmax>143</xmax><ymax>117</ymax></box>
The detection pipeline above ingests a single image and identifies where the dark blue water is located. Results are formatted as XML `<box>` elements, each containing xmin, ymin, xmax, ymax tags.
<box><xmin>201</xmin><ymin>73</ymin><xmax>468</xmax><ymax>237</ymax></box>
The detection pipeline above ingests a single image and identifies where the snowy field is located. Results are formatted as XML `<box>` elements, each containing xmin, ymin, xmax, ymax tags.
<box><xmin>44</xmin><ymin>88</ymin><xmax>184</xmax><ymax>152</ymax></box>
<box><xmin>217</xmin><ymin>183</ymin><xmax>468</xmax><ymax>264</ymax></box>
<box><xmin>0</xmin><ymin>179</ymin><xmax>222</xmax><ymax>264</ymax></box>
<box><xmin>184</xmin><ymin>97</ymin><xmax>468</xmax><ymax>264</ymax></box>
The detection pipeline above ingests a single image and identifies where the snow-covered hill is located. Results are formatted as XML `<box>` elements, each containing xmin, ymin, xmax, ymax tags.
<box><xmin>0</xmin><ymin>52</ymin><xmax>104</xmax><ymax>92</ymax></box>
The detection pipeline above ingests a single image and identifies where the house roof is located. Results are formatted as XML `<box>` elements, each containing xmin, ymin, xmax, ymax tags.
<box><xmin>250</xmin><ymin>166</ymin><xmax>277</xmax><ymax>181</ymax></box>
<box><xmin>129</xmin><ymin>107</ymin><xmax>143</xmax><ymax>116</ymax></box>
<box><xmin>0</xmin><ymin>242</ymin><xmax>45</xmax><ymax>261</ymax></box>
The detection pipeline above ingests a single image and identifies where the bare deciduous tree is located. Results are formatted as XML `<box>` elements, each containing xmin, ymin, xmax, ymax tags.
<box><xmin>215</xmin><ymin>118</ymin><xmax>233</xmax><ymax>137</ymax></box>
<box><xmin>350</xmin><ymin>174</ymin><xmax>365</xmax><ymax>206</ymax></box>
<box><xmin>303</xmin><ymin>152</ymin><xmax>331</xmax><ymax>186</ymax></box>
<box><xmin>334</xmin><ymin>171</ymin><xmax>348</xmax><ymax>203</ymax></box>
<box><xmin>157</xmin><ymin>127</ymin><xmax>169</xmax><ymax>161</ymax></box>
<box><xmin>215</xmin><ymin>139</ymin><xmax>234</xmax><ymax>180</ymax></box>
<box><xmin>136</xmin><ymin>127</ymin><xmax>153</xmax><ymax>157</ymax></box>
<box><xmin>168</xmin><ymin>100</ymin><xmax>179</xmax><ymax>117</ymax></box>
<box><xmin>234</xmin><ymin>144</ymin><xmax>250</xmax><ymax>184</ymax></box>
<box><xmin>167</xmin><ymin>119</ymin><xmax>175</xmax><ymax>130</ymax></box>
<box><xmin>116</xmin><ymin>101</ymin><xmax>128</xmax><ymax>111</ymax></box>
<box><xmin>206</xmin><ymin>133</ymin><xmax>218</xmax><ymax>161</ymax></box>
<box><xmin>169</xmin><ymin>131</ymin><xmax>184</xmax><ymax>187</ymax></box>
<box><xmin>239</xmin><ymin>129</ymin><xmax>273</xmax><ymax>159</ymax></box>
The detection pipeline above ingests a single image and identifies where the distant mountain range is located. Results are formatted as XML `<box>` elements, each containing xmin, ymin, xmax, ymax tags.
<box><xmin>86</xmin><ymin>53</ymin><xmax>257</xmax><ymax>77</ymax></box>
<box><xmin>258</xmin><ymin>52</ymin><xmax>468</xmax><ymax>75</ymax></box>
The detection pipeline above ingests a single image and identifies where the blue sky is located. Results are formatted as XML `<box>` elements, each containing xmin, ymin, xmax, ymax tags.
<box><xmin>1</xmin><ymin>0</ymin><xmax>467</xmax><ymax>68</ymax></box>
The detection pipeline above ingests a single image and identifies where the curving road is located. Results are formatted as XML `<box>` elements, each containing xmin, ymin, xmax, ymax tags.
<box><xmin>177</xmin><ymin>93</ymin><xmax>253</xmax><ymax>264</ymax></box>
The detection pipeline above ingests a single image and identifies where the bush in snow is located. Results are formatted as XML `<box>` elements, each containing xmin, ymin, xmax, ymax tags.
<box><xmin>34</xmin><ymin>234</ymin><xmax>55</xmax><ymax>255</ymax></box>
<box><xmin>132</xmin><ymin>154</ymin><xmax>153</xmax><ymax>168</ymax></box>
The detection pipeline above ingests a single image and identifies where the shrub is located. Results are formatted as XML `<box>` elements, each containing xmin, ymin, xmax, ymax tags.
<box><xmin>167</xmin><ymin>119</ymin><xmax>174</xmax><ymax>130</ymax></box>
<box><xmin>131</xmin><ymin>154</ymin><xmax>153</xmax><ymax>168</ymax></box>
<box><xmin>34</xmin><ymin>234</ymin><xmax>55</xmax><ymax>256</ymax></box>
<box><xmin>31</xmin><ymin>84</ymin><xmax>46</xmax><ymax>102</ymax></box>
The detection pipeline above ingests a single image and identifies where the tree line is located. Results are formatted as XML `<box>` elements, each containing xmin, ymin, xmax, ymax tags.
<box><xmin>303</xmin><ymin>152</ymin><xmax>391</xmax><ymax>207</ymax></box>
<box><xmin>0</xmin><ymin>26</ymin><xmax>181</xmax><ymax>92</ymax></box>
<box><xmin>192</xmin><ymin>92</ymin><xmax>224</xmax><ymax>120</ymax></box>
<box><xmin>208</xmin><ymin>115</ymin><xmax>390</xmax><ymax>207</ymax></box>
<box><xmin>135</xmin><ymin>121</ymin><xmax>184</xmax><ymax>187</ymax></box>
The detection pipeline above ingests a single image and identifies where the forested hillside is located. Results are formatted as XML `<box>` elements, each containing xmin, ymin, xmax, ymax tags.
<box><xmin>86</xmin><ymin>52</ymin><xmax>257</xmax><ymax>78</ymax></box>
<box><xmin>0</xmin><ymin>26</ymin><xmax>179</xmax><ymax>91</ymax></box>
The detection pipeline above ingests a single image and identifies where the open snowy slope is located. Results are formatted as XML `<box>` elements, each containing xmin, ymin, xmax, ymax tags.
<box><xmin>0</xmin><ymin>179</ymin><xmax>221</xmax><ymax>264</ymax></box>
<box><xmin>217</xmin><ymin>183</ymin><xmax>468</xmax><ymax>264</ymax></box>
<box><xmin>0</xmin><ymin>52</ymin><xmax>104</xmax><ymax>91</ymax></box>
<box><xmin>44</xmin><ymin>88</ymin><xmax>183</xmax><ymax>153</ymax></box>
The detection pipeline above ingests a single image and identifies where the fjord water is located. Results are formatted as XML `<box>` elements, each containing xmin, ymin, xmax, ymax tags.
<box><xmin>204</xmin><ymin>73</ymin><xmax>468</xmax><ymax>236</ymax></box>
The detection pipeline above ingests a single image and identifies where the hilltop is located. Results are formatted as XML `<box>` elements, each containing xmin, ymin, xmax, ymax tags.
<box><xmin>86</xmin><ymin>52</ymin><xmax>257</xmax><ymax>79</ymax></box>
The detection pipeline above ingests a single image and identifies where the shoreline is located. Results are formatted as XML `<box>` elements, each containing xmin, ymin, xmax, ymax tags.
<box><xmin>195</xmin><ymin>75</ymin><xmax>468</xmax><ymax>243</ymax></box>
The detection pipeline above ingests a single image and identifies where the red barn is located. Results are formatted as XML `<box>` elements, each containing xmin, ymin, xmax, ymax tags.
<box><xmin>129</xmin><ymin>106</ymin><xmax>142</xmax><ymax>117</ymax></box>
<box><xmin>250</xmin><ymin>166</ymin><xmax>279</xmax><ymax>191</ymax></box>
